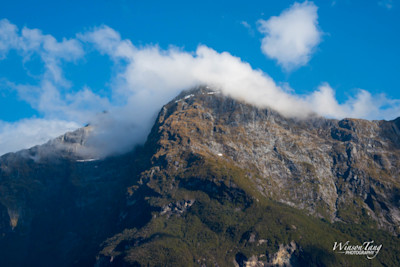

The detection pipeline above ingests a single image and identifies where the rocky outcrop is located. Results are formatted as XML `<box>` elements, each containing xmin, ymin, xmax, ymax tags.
<box><xmin>237</xmin><ymin>241</ymin><xmax>298</xmax><ymax>267</ymax></box>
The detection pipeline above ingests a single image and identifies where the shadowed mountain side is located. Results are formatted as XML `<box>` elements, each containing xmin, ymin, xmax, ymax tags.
<box><xmin>0</xmin><ymin>140</ymin><xmax>152</xmax><ymax>266</ymax></box>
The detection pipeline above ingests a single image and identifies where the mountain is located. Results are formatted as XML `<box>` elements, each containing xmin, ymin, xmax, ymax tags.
<box><xmin>0</xmin><ymin>86</ymin><xmax>399</xmax><ymax>266</ymax></box>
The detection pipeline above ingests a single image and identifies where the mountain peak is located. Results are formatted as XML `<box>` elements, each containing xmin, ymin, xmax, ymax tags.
<box><xmin>1</xmin><ymin>125</ymin><xmax>94</xmax><ymax>165</ymax></box>
<box><xmin>1</xmin><ymin>87</ymin><xmax>400</xmax><ymax>266</ymax></box>
<box><xmin>149</xmin><ymin>87</ymin><xmax>400</xmax><ymax>231</ymax></box>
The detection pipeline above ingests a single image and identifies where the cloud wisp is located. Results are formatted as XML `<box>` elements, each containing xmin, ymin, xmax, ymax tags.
<box><xmin>0</xmin><ymin>20</ymin><xmax>399</xmax><ymax>157</ymax></box>
<box><xmin>258</xmin><ymin>1</ymin><xmax>322</xmax><ymax>71</ymax></box>
<box><xmin>240</xmin><ymin>21</ymin><xmax>255</xmax><ymax>36</ymax></box>
<box><xmin>379</xmin><ymin>0</ymin><xmax>393</xmax><ymax>9</ymax></box>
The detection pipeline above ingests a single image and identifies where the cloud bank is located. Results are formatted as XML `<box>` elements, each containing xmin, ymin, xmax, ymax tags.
<box><xmin>258</xmin><ymin>1</ymin><xmax>322</xmax><ymax>71</ymax></box>
<box><xmin>0</xmin><ymin>19</ymin><xmax>399</xmax><ymax>157</ymax></box>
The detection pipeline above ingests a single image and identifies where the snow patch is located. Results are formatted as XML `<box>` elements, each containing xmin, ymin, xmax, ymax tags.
<box><xmin>76</xmin><ymin>158</ymin><xmax>98</xmax><ymax>162</ymax></box>
<box><xmin>175</xmin><ymin>94</ymin><xmax>195</xmax><ymax>103</ymax></box>
<box><xmin>184</xmin><ymin>94</ymin><xmax>194</xmax><ymax>99</ymax></box>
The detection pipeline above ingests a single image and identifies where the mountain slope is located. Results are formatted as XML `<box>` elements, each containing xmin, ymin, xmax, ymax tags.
<box><xmin>144</xmin><ymin>87</ymin><xmax>400</xmax><ymax>232</ymax></box>
<box><xmin>0</xmin><ymin>86</ymin><xmax>399</xmax><ymax>266</ymax></box>
<box><xmin>95</xmin><ymin>87</ymin><xmax>400</xmax><ymax>266</ymax></box>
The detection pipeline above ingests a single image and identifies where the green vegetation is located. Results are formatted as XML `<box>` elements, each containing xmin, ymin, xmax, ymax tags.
<box><xmin>99</xmin><ymin>155</ymin><xmax>400</xmax><ymax>266</ymax></box>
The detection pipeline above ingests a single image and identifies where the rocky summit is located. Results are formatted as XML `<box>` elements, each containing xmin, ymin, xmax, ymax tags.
<box><xmin>0</xmin><ymin>86</ymin><xmax>399</xmax><ymax>266</ymax></box>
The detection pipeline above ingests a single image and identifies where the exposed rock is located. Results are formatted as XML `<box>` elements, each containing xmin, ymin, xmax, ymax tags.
<box><xmin>147</xmin><ymin>87</ymin><xmax>400</xmax><ymax>234</ymax></box>
<box><xmin>270</xmin><ymin>241</ymin><xmax>297</xmax><ymax>266</ymax></box>
<box><xmin>244</xmin><ymin>255</ymin><xmax>264</xmax><ymax>267</ymax></box>
<box><xmin>160</xmin><ymin>199</ymin><xmax>195</xmax><ymax>217</ymax></box>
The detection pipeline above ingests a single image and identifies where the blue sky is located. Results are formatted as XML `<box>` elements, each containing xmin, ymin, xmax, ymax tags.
<box><xmin>0</xmin><ymin>0</ymin><xmax>399</xmax><ymax>156</ymax></box>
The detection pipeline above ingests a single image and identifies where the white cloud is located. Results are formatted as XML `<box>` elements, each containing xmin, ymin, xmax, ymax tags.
<box><xmin>0</xmin><ymin>19</ymin><xmax>112</xmax><ymax>119</ymax></box>
<box><xmin>122</xmin><ymin>44</ymin><xmax>309</xmax><ymax>117</ymax></box>
<box><xmin>0</xmin><ymin>21</ymin><xmax>399</xmax><ymax>158</ymax></box>
<box><xmin>78</xmin><ymin>25</ymin><xmax>135</xmax><ymax>60</ymax></box>
<box><xmin>0</xmin><ymin>19</ymin><xmax>19</xmax><ymax>59</ymax></box>
<box><xmin>0</xmin><ymin>19</ymin><xmax>84</xmax><ymax>86</ymax></box>
<box><xmin>307</xmin><ymin>84</ymin><xmax>400</xmax><ymax>119</ymax></box>
<box><xmin>258</xmin><ymin>1</ymin><xmax>322</xmax><ymax>71</ymax></box>
<box><xmin>0</xmin><ymin>119</ymin><xmax>80</xmax><ymax>156</ymax></box>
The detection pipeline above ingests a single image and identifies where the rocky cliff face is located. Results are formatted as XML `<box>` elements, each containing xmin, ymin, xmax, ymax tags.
<box><xmin>0</xmin><ymin>86</ymin><xmax>399</xmax><ymax>266</ymax></box>
<box><xmin>147</xmin><ymin>87</ymin><xmax>400</xmax><ymax>233</ymax></box>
